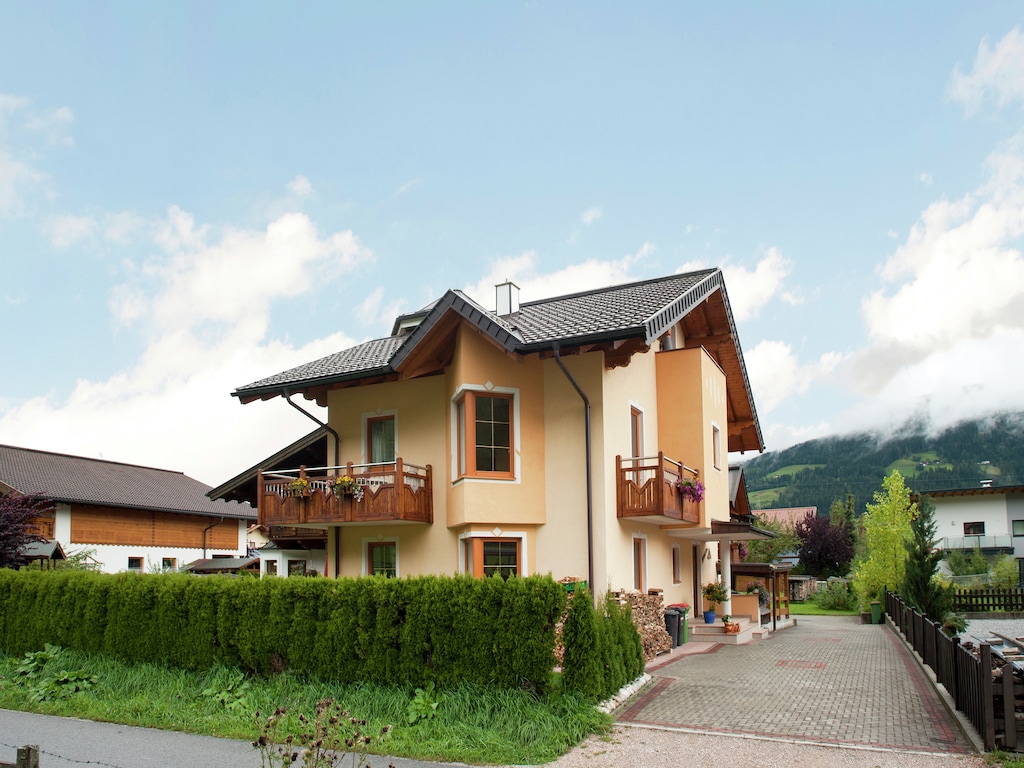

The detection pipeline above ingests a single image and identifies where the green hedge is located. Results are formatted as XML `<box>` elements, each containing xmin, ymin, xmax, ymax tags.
<box><xmin>0</xmin><ymin>570</ymin><xmax>566</xmax><ymax>692</ymax></box>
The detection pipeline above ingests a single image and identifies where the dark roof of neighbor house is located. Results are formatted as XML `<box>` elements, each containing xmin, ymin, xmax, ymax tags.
<box><xmin>233</xmin><ymin>268</ymin><xmax>764</xmax><ymax>453</ymax></box>
<box><xmin>206</xmin><ymin>427</ymin><xmax>329</xmax><ymax>506</ymax></box>
<box><xmin>185</xmin><ymin>556</ymin><xmax>260</xmax><ymax>573</ymax></box>
<box><xmin>0</xmin><ymin>444</ymin><xmax>255</xmax><ymax>520</ymax></box>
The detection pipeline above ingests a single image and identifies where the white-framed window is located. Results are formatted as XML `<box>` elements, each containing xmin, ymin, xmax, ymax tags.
<box><xmin>712</xmin><ymin>423</ymin><xmax>722</xmax><ymax>471</ymax></box>
<box><xmin>264</xmin><ymin>559</ymin><xmax>278</xmax><ymax>577</ymax></box>
<box><xmin>364</xmin><ymin>411</ymin><xmax>397</xmax><ymax>464</ymax></box>
<box><xmin>1013</xmin><ymin>520</ymin><xmax>1024</xmax><ymax>537</ymax></box>
<box><xmin>452</xmin><ymin>385</ymin><xmax>520</xmax><ymax>482</ymax></box>
<box><xmin>364</xmin><ymin>538</ymin><xmax>398</xmax><ymax>577</ymax></box>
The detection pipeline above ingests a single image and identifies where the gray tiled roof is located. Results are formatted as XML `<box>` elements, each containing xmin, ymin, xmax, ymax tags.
<box><xmin>0</xmin><ymin>444</ymin><xmax>255</xmax><ymax>520</ymax></box>
<box><xmin>240</xmin><ymin>336</ymin><xmax>404</xmax><ymax>392</ymax></box>
<box><xmin>234</xmin><ymin>269</ymin><xmax>718</xmax><ymax>399</ymax></box>
<box><xmin>510</xmin><ymin>270</ymin><xmax>714</xmax><ymax>345</ymax></box>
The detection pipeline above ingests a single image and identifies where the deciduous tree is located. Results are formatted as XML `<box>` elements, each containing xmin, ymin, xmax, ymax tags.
<box><xmin>796</xmin><ymin>511</ymin><xmax>855</xmax><ymax>578</ymax></box>
<box><xmin>852</xmin><ymin>471</ymin><xmax>915</xmax><ymax>608</ymax></box>
<box><xmin>0</xmin><ymin>493</ymin><xmax>52</xmax><ymax>568</ymax></box>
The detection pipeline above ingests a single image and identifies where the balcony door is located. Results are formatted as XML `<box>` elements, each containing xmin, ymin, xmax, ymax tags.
<box><xmin>367</xmin><ymin>415</ymin><xmax>396</xmax><ymax>465</ymax></box>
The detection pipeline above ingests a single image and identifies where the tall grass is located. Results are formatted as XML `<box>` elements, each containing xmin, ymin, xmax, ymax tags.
<box><xmin>0</xmin><ymin>648</ymin><xmax>609</xmax><ymax>765</ymax></box>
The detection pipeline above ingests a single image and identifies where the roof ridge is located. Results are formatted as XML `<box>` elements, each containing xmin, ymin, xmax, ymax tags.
<box><xmin>0</xmin><ymin>443</ymin><xmax>186</xmax><ymax>476</ymax></box>
<box><xmin>516</xmin><ymin>268</ymin><xmax>718</xmax><ymax>309</ymax></box>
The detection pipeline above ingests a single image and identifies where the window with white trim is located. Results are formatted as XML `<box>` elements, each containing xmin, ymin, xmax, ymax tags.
<box><xmin>367</xmin><ymin>541</ymin><xmax>397</xmax><ymax>577</ymax></box>
<box><xmin>456</xmin><ymin>390</ymin><xmax>515</xmax><ymax>479</ymax></box>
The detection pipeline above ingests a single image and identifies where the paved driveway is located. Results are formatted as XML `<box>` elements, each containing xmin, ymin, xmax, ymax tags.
<box><xmin>618</xmin><ymin>615</ymin><xmax>973</xmax><ymax>754</ymax></box>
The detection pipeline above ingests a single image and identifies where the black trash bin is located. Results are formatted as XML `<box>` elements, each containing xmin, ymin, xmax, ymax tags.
<box><xmin>664</xmin><ymin>607</ymin><xmax>682</xmax><ymax>648</ymax></box>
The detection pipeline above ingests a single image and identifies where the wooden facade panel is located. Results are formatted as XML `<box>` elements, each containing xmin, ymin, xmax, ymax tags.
<box><xmin>70</xmin><ymin>504</ymin><xmax>238</xmax><ymax>549</ymax></box>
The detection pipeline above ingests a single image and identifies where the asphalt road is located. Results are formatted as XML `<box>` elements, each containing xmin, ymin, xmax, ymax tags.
<box><xmin>0</xmin><ymin>709</ymin><xmax>463</xmax><ymax>768</ymax></box>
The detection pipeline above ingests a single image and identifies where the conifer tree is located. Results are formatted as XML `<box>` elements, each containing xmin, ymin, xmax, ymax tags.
<box><xmin>901</xmin><ymin>495</ymin><xmax>953</xmax><ymax>623</ymax></box>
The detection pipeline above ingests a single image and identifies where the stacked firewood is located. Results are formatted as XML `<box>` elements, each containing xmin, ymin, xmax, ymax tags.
<box><xmin>614</xmin><ymin>589</ymin><xmax>672</xmax><ymax>661</ymax></box>
<box><xmin>552</xmin><ymin>581</ymin><xmax>672</xmax><ymax>664</ymax></box>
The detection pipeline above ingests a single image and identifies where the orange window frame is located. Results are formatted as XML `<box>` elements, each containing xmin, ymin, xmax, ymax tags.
<box><xmin>456</xmin><ymin>391</ymin><xmax>515</xmax><ymax>480</ymax></box>
<box><xmin>466</xmin><ymin>537</ymin><xmax>521</xmax><ymax>578</ymax></box>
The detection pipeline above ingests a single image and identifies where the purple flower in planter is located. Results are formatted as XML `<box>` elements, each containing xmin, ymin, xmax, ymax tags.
<box><xmin>676</xmin><ymin>477</ymin><xmax>705</xmax><ymax>503</ymax></box>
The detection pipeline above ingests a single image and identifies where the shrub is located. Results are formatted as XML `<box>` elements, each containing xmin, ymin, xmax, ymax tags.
<box><xmin>811</xmin><ymin>580</ymin><xmax>857</xmax><ymax>611</ymax></box>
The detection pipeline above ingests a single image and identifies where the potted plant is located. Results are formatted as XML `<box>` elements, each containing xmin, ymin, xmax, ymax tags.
<box><xmin>676</xmin><ymin>476</ymin><xmax>705</xmax><ymax>503</ymax></box>
<box><xmin>702</xmin><ymin>581</ymin><xmax>727</xmax><ymax>624</ymax></box>
<box><xmin>287</xmin><ymin>478</ymin><xmax>310</xmax><ymax>497</ymax></box>
<box><xmin>330</xmin><ymin>475</ymin><xmax>365</xmax><ymax>502</ymax></box>
<box><xmin>722</xmin><ymin>615</ymin><xmax>740</xmax><ymax>634</ymax></box>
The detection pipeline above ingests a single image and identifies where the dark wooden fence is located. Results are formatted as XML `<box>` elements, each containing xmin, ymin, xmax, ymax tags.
<box><xmin>885</xmin><ymin>590</ymin><xmax>996</xmax><ymax>750</ymax></box>
<box><xmin>953</xmin><ymin>588</ymin><xmax>1024</xmax><ymax>613</ymax></box>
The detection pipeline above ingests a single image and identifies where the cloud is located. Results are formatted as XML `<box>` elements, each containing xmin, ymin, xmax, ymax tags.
<box><xmin>0</xmin><ymin>95</ymin><xmax>70</xmax><ymax>216</ymax></box>
<box><xmin>463</xmin><ymin>244</ymin><xmax>652</xmax><ymax>309</ymax></box>
<box><xmin>949</xmin><ymin>28</ymin><xmax>1024</xmax><ymax>115</ymax></box>
<box><xmin>24</xmin><ymin>106</ymin><xmax>75</xmax><ymax>147</ymax></box>
<box><xmin>46</xmin><ymin>213</ymin><xmax>98</xmax><ymax>248</ymax></box>
<box><xmin>744</xmin><ymin>339</ymin><xmax>841</xmax><ymax>414</ymax></box>
<box><xmin>0</xmin><ymin>206</ymin><xmax>372</xmax><ymax>485</ymax></box>
<box><xmin>720</xmin><ymin>247</ymin><xmax>794</xmax><ymax>322</ymax></box>
<box><xmin>920</xmin><ymin>172</ymin><xmax>933</xmax><ymax>186</ymax></box>
<box><xmin>286</xmin><ymin>175</ymin><xmax>314</xmax><ymax>198</ymax></box>
<box><xmin>580</xmin><ymin>207</ymin><xmax>602</xmax><ymax>225</ymax></box>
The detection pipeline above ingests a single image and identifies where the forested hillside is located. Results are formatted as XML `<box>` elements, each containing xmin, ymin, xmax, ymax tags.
<box><xmin>741</xmin><ymin>412</ymin><xmax>1024</xmax><ymax>516</ymax></box>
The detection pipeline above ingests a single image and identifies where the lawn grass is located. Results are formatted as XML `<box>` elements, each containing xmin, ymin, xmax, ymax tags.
<box><xmin>0</xmin><ymin>647</ymin><xmax>610</xmax><ymax>765</ymax></box>
<box><xmin>788</xmin><ymin>602</ymin><xmax>858</xmax><ymax>616</ymax></box>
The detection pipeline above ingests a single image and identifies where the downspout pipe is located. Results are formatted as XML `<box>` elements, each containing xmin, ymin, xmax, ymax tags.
<box><xmin>284</xmin><ymin>391</ymin><xmax>342</xmax><ymax>578</ymax></box>
<box><xmin>285</xmin><ymin>391</ymin><xmax>341</xmax><ymax>467</ymax></box>
<box><xmin>202</xmin><ymin>517</ymin><xmax>223</xmax><ymax>559</ymax></box>
<box><xmin>552</xmin><ymin>343</ymin><xmax>595</xmax><ymax>599</ymax></box>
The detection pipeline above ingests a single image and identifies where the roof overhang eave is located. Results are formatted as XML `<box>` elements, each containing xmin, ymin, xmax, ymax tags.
<box><xmin>232</xmin><ymin>365</ymin><xmax>396</xmax><ymax>404</ymax></box>
<box><xmin>516</xmin><ymin>325</ymin><xmax>650</xmax><ymax>354</ymax></box>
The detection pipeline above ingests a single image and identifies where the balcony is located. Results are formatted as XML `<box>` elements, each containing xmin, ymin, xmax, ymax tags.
<box><xmin>939</xmin><ymin>534</ymin><xmax>1013</xmax><ymax>554</ymax></box>
<box><xmin>258</xmin><ymin>460</ymin><xmax>433</xmax><ymax>527</ymax></box>
<box><xmin>616</xmin><ymin>453</ymin><xmax>700</xmax><ymax>525</ymax></box>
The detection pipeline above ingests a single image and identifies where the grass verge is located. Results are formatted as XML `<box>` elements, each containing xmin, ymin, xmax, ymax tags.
<box><xmin>789</xmin><ymin>602</ymin><xmax>858</xmax><ymax>616</ymax></box>
<box><xmin>0</xmin><ymin>647</ymin><xmax>610</xmax><ymax>765</ymax></box>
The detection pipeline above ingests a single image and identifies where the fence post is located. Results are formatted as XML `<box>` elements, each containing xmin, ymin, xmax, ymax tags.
<box><xmin>1003</xmin><ymin>664</ymin><xmax>1017</xmax><ymax>750</ymax></box>
<box><xmin>982</xmin><ymin>643</ymin><xmax>996</xmax><ymax>751</ymax></box>
<box><xmin>16</xmin><ymin>746</ymin><xmax>39</xmax><ymax>768</ymax></box>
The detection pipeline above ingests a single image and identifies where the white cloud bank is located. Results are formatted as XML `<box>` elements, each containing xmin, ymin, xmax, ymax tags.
<box><xmin>0</xmin><ymin>202</ymin><xmax>372</xmax><ymax>485</ymax></box>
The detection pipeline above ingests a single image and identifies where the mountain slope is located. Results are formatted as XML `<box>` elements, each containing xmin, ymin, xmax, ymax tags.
<box><xmin>741</xmin><ymin>412</ymin><xmax>1024</xmax><ymax>515</ymax></box>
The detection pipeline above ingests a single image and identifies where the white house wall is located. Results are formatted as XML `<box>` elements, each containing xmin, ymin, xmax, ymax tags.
<box><xmin>50</xmin><ymin>504</ymin><xmax>249</xmax><ymax>573</ymax></box>
<box><xmin>933</xmin><ymin>495</ymin><xmax>1010</xmax><ymax>548</ymax></box>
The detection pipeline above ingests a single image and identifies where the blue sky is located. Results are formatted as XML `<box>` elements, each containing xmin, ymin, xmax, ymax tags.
<box><xmin>2</xmin><ymin>3</ymin><xmax>1024</xmax><ymax>485</ymax></box>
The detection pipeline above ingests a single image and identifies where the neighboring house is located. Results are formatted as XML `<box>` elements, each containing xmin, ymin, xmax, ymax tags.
<box><xmin>928</xmin><ymin>484</ymin><xmax>1024</xmax><ymax>569</ymax></box>
<box><xmin>753</xmin><ymin>506</ymin><xmax>816</xmax><ymax>528</ymax></box>
<box><xmin>228</xmin><ymin>269</ymin><xmax>766</xmax><ymax>610</ymax></box>
<box><xmin>0</xmin><ymin>444</ymin><xmax>255</xmax><ymax>573</ymax></box>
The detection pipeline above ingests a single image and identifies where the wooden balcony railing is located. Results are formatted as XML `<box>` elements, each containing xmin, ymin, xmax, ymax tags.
<box><xmin>258</xmin><ymin>459</ymin><xmax>432</xmax><ymax>527</ymax></box>
<box><xmin>616</xmin><ymin>452</ymin><xmax>700</xmax><ymax>524</ymax></box>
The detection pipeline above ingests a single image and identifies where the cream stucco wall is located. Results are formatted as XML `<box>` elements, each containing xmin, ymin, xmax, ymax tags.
<box><xmin>315</xmin><ymin>322</ymin><xmax>736</xmax><ymax>596</ymax></box>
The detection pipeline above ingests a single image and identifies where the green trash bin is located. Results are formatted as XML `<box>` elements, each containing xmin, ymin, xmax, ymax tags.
<box><xmin>870</xmin><ymin>600</ymin><xmax>882</xmax><ymax>624</ymax></box>
<box><xmin>670</xmin><ymin>604</ymin><xmax>690</xmax><ymax>644</ymax></box>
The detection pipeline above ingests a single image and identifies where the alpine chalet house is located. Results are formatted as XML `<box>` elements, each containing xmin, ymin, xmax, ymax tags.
<box><xmin>230</xmin><ymin>269</ymin><xmax>765</xmax><ymax>611</ymax></box>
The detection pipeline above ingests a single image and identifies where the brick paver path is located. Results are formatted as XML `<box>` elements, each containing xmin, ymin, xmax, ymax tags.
<box><xmin>618</xmin><ymin>615</ymin><xmax>972</xmax><ymax>753</ymax></box>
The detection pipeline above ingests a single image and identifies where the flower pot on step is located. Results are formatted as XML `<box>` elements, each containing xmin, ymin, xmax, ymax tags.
<box><xmin>703</xmin><ymin>610</ymin><xmax>716</xmax><ymax>624</ymax></box>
